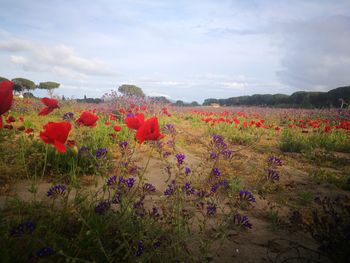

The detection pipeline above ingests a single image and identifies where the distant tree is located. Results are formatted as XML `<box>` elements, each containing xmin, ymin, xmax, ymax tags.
<box><xmin>0</xmin><ymin>76</ymin><xmax>9</xmax><ymax>82</ymax></box>
<box><xmin>23</xmin><ymin>92</ymin><xmax>34</xmax><ymax>98</ymax></box>
<box><xmin>12</xmin><ymin>78</ymin><xmax>36</xmax><ymax>93</ymax></box>
<box><xmin>150</xmin><ymin>96</ymin><xmax>170</xmax><ymax>104</ymax></box>
<box><xmin>84</xmin><ymin>94</ymin><xmax>87</xmax><ymax>100</ymax></box>
<box><xmin>203</xmin><ymin>98</ymin><xmax>219</xmax><ymax>106</ymax></box>
<box><xmin>190</xmin><ymin>101</ymin><xmax>200</xmax><ymax>106</ymax></box>
<box><xmin>38</xmin><ymin>81</ymin><xmax>60</xmax><ymax>97</ymax></box>
<box><xmin>118</xmin><ymin>84</ymin><xmax>145</xmax><ymax>97</ymax></box>
<box><xmin>175</xmin><ymin>100</ymin><xmax>184</xmax><ymax>106</ymax></box>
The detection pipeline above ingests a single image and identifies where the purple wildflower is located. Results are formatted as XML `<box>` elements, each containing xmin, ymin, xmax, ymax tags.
<box><xmin>143</xmin><ymin>183</ymin><xmax>156</xmax><ymax>192</ymax></box>
<box><xmin>136</xmin><ymin>241</ymin><xmax>144</xmax><ymax>257</ymax></box>
<box><xmin>233</xmin><ymin>213</ymin><xmax>252</xmax><ymax>229</ymax></box>
<box><xmin>96</xmin><ymin>148</ymin><xmax>108</xmax><ymax>158</ymax></box>
<box><xmin>95</xmin><ymin>200</ymin><xmax>111</xmax><ymax>215</ymax></box>
<box><xmin>185</xmin><ymin>167</ymin><xmax>191</xmax><ymax>175</ymax></box>
<box><xmin>10</xmin><ymin>221</ymin><xmax>36</xmax><ymax>236</ymax></box>
<box><xmin>207</xmin><ymin>202</ymin><xmax>217</xmax><ymax>216</ymax></box>
<box><xmin>78</xmin><ymin>146</ymin><xmax>89</xmax><ymax>156</ymax></box>
<box><xmin>47</xmin><ymin>184</ymin><xmax>66</xmax><ymax>198</ymax></box>
<box><xmin>212</xmin><ymin>167</ymin><xmax>221</xmax><ymax>177</ymax></box>
<box><xmin>125</xmin><ymin>177</ymin><xmax>136</xmax><ymax>188</ymax></box>
<box><xmin>239</xmin><ymin>190</ymin><xmax>256</xmax><ymax>203</ymax></box>
<box><xmin>162</xmin><ymin>123</ymin><xmax>176</xmax><ymax>134</ymax></box>
<box><xmin>163</xmin><ymin>151</ymin><xmax>171</xmax><ymax>158</ymax></box>
<box><xmin>134</xmin><ymin>196</ymin><xmax>145</xmax><ymax>209</ymax></box>
<box><xmin>36</xmin><ymin>246</ymin><xmax>55</xmax><ymax>258</ymax></box>
<box><xmin>221</xmin><ymin>149</ymin><xmax>232</xmax><ymax>159</ymax></box>
<box><xmin>176</xmin><ymin>153</ymin><xmax>185</xmax><ymax>165</ymax></box>
<box><xmin>210</xmin><ymin>152</ymin><xmax>217</xmax><ymax>159</ymax></box>
<box><xmin>164</xmin><ymin>180</ymin><xmax>175</xmax><ymax>196</ymax></box>
<box><xmin>267</xmin><ymin>169</ymin><xmax>280</xmax><ymax>182</ymax></box>
<box><xmin>62</xmin><ymin>112</ymin><xmax>74</xmax><ymax>120</ymax></box>
<box><xmin>119</xmin><ymin>141</ymin><xmax>128</xmax><ymax>150</ymax></box>
<box><xmin>150</xmin><ymin>207</ymin><xmax>159</xmax><ymax>218</ymax></box>
<box><xmin>183</xmin><ymin>182</ymin><xmax>195</xmax><ymax>195</ymax></box>
<box><xmin>106</xmin><ymin>175</ymin><xmax>118</xmax><ymax>186</ymax></box>
<box><xmin>112</xmin><ymin>192</ymin><xmax>122</xmax><ymax>204</ymax></box>
<box><xmin>267</xmin><ymin>156</ymin><xmax>283</xmax><ymax>167</ymax></box>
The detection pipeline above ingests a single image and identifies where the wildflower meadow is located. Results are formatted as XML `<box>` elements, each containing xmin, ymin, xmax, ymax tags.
<box><xmin>0</xmin><ymin>80</ymin><xmax>350</xmax><ymax>262</ymax></box>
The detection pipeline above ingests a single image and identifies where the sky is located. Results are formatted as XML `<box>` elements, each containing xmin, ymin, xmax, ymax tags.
<box><xmin>1</xmin><ymin>0</ymin><xmax>350</xmax><ymax>103</ymax></box>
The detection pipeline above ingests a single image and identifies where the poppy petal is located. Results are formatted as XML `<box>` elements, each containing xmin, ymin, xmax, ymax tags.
<box><xmin>54</xmin><ymin>140</ymin><xmax>67</xmax><ymax>153</ymax></box>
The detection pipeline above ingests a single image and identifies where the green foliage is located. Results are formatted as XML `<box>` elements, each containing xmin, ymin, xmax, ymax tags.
<box><xmin>118</xmin><ymin>84</ymin><xmax>145</xmax><ymax>97</ymax></box>
<box><xmin>0</xmin><ymin>76</ymin><xmax>9</xmax><ymax>82</ymax></box>
<box><xmin>298</xmin><ymin>191</ymin><xmax>314</xmax><ymax>206</ymax></box>
<box><xmin>280</xmin><ymin>129</ymin><xmax>350</xmax><ymax>153</ymax></box>
<box><xmin>202</xmin><ymin>86</ymin><xmax>350</xmax><ymax>108</ymax></box>
<box><xmin>38</xmin><ymin>81</ymin><xmax>60</xmax><ymax>90</ymax></box>
<box><xmin>12</xmin><ymin>78</ymin><xmax>36</xmax><ymax>90</ymax></box>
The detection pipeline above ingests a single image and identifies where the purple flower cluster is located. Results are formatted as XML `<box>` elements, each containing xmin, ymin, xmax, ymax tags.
<box><xmin>176</xmin><ymin>153</ymin><xmax>186</xmax><ymax>165</ymax></box>
<box><xmin>210</xmin><ymin>180</ymin><xmax>229</xmax><ymax>193</ymax></box>
<box><xmin>96</xmin><ymin>148</ymin><xmax>108</xmax><ymax>158</ymax></box>
<box><xmin>125</xmin><ymin>177</ymin><xmax>136</xmax><ymax>188</ymax></box>
<box><xmin>164</xmin><ymin>180</ymin><xmax>175</xmax><ymax>196</ymax></box>
<box><xmin>233</xmin><ymin>213</ymin><xmax>252</xmax><ymax>229</ymax></box>
<box><xmin>36</xmin><ymin>246</ymin><xmax>55</xmax><ymax>258</ymax></box>
<box><xmin>106</xmin><ymin>175</ymin><xmax>135</xmax><ymax>189</ymax></box>
<box><xmin>119</xmin><ymin>141</ymin><xmax>128</xmax><ymax>150</ymax></box>
<box><xmin>62</xmin><ymin>112</ymin><xmax>74</xmax><ymax>120</ymax></box>
<box><xmin>10</xmin><ymin>221</ymin><xmax>36</xmax><ymax>236</ymax></box>
<box><xmin>267</xmin><ymin>169</ymin><xmax>280</xmax><ymax>182</ymax></box>
<box><xmin>162</xmin><ymin>123</ymin><xmax>176</xmax><ymax>134</ymax></box>
<box><xmin>239</xmin><ymin>190</ymin><xmax>256</xmax><ymax>203</ymax></box>
<box><xmin>183</xmin><ymin>182</ymin><xmax>196</xmax><ymax>195</ymax></box>
<box><xmin>47</xmin><ymin>184</ymin><xmax>66</xmax><ymax>198</ymax></box>
<box><xmin>78</xmin><ymin>146</ymin><xmax>89</xmax><ymax>156</ymax></box>
<box><xmin>163</xmin><ymin>151</ymin><xmax>171</xmax><ymax>158</ymax></box>
<box><xmin>221</xmin><ymin>149</ymin><xmax>233</xmax><ymax>159</ymax></box>
<box><xmin>136</xmin><ymin>241</ymin><xmax>144</xmax><ymax>257</ymax></box>
<box><xmin>207</xmin><ymin>202</ymin><xmax>217</xmax><ymax>216</ymax></box>
<box><xmin>212</xmin><ymin>167</ymin><xmax>221</xmax><ymax>177</ymax></box>
<box><xmin>185</xmin><ymin>167</ymin><xmax>192</xmax><ymax>175</ymax></box>
<box><xmin>143</xmin><ymin>183</ymin><xmax>156</xmax><ymax>192</ymax></box>
<box><xmin>212</xmin><ymin>134</ymin><xmax>228</xmax><ymax>150</ymax></box>
<box><xmin>267</xmin><ymin>156</ymin><xmax>283</xmax><ymax>167</ymax></box>
<box><xmin>95</xmin><ymin>200</ymin><xmax>111</xmax><ymax>215</ymax></box>
<box><xmin>210</xmin><ymin>152</ymin><xmax>217</xmax><ymax>159</ymax></box>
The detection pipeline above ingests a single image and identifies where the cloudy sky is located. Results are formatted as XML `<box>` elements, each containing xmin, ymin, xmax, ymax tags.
<box><xmin>1</xmin><ymin>0</ymin><xmax>350</xmax><ymax>102</ymax></box>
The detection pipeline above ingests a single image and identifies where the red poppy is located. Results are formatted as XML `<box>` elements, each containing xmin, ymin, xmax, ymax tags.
<box><xmin>25</xmin><ymin>128</ymin><xmax>34</xmax><ymax>134</ymax></box>
<box><xmin>76</xmin><ymin>111</ymin><xmax>99</xmax><ymax>128</ymax></box>
<box><xmin>114</xmin><ymin>125</ymin><xmax>121</xmax><ymax>132</ymax></box>
<box><xmin>40</xmin><ymin>121</ymin><xmax>71</xmax><ymax>153</ymax></box>
<box><xmin>67</xmin><ymin>140</ymin><xmax>76</xmax><ymax>148</ymax></box>
<box><xmin>0</xmin><ymin>80</ymin><xmax>14</xmax><ymax>129</ymax></box>
<box><xmin>125</xmin><ymin>113</ymin><xmax>144</xmax><ymax>130</ymax></box>
<box><xmin>105</xmin><ymin>121</ymin><xmax>110</xmax><ymax>125</ymax></box>
<box><xmin>6</xmin><ymin>116</ymin><xmax>16</xmax><ymax>123</ymax></box>
<box><xmin>136</xmin><ymin>117</ymin><xmax>164</xmax><ymax>144</ymax></box>
<box><xmin>38</xmin><ymin>97</ymin><xmax>59</xmax><ymax>116</ymax></box>
<box><xmin>17</xmin><ymin>126</ymin><xmax>26</xmax><ymax>131</ymax></box>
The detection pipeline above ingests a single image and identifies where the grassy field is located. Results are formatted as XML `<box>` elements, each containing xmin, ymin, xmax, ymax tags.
<box><xmin>0</xmin><ymin>95</ymin><xmax>349</xmax><ymax>262</ymax></box>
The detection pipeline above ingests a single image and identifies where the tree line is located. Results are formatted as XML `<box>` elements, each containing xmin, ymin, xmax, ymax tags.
<box><xmin>203</xmin><ymin>86</ymin><xmax>350</xmax><ymax>108</ymax></box>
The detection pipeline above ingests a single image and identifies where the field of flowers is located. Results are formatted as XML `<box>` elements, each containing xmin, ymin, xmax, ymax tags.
<box><xmin>1</xmin><ymin>80</ymin><xmax>350</xmax><ymax>262</ymax></box>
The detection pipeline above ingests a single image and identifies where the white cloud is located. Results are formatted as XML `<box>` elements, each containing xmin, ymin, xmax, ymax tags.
<box><xmin>10</xmin><ymin>55</ymin><xmax>27</xmax><ymax>65</ymax></box>
<box><xmin>0</xmin><ymin>38</ymin><xmax>114</xmax><ymax>77</ymax></box>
